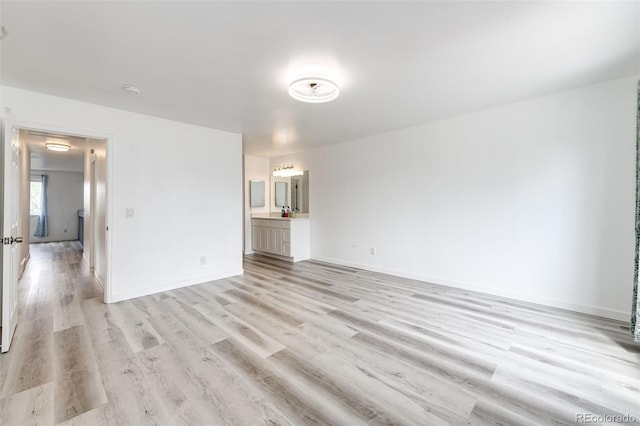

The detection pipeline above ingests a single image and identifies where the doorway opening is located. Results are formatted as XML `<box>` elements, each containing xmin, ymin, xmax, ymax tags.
<box><xmin>20</xmin><ymin>129</ymin><xmax>108</xmax><ymax>290</ymax></box>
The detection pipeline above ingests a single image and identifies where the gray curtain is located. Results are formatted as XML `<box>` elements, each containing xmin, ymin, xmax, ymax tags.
<box><xmin>633</xmin><ymin>81</ymin><xmax>640</xmax><ymax>342</ymax></box>
<box><xmin>34</xmin><ymin>174</ymin><xmax>48</xmax><ymax>238</ymax></box>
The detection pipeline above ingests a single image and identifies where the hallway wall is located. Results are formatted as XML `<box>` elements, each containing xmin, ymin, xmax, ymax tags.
<box><xmin>30</xmin><ymin>170</ymin><xmax>84</xmax><ymax>243</ymax></box>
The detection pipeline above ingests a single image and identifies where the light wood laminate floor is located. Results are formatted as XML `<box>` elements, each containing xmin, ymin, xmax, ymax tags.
<box><xmin>1</xmin><ymin>242</ymin><xmax>639</xmax><ymax>425</ymax></box>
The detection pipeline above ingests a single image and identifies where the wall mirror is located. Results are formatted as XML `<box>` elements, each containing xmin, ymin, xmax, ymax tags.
<box><xmin>290</xmin><ymin>171</ymin><xmax>310</xmax><ymax>213</ymax></box>
<box><xmin>250</xmin><ymin>180</ymin><xmax>265</xmax><ymax>207</ymax></box>
<box><xmin>275</xmin><ymin>181</ymin><xmax>288</xmax><ymax>207</ymax></box>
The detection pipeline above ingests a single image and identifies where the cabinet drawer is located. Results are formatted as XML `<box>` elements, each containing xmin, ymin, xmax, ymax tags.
<box><xmin>267</xmin><ymin>220</ymin><xmax>290</xmax><ymax>229</ymax></box>
<box><xmin>252</xmin><ymin>218</ymin><xmax>291</xmax><ymax>229</ymax></box>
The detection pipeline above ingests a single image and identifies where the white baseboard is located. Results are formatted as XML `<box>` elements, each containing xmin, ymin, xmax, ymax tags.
<box><xmin>311</xmin><ymin>256</ymin><xmax>629</xmax><ymax>322</ymax></box>
<box><xmin>108</xmin><ymin>269</ymin><xmax>244</xmax><ymax>303</ymax></box>
<box><xmin>31</xmin><ymin>237</ymin><xmax>80</xmax><ymax>243</ymax></box>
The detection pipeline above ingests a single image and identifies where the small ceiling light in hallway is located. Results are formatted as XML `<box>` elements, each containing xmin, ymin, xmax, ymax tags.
<box><xmin>45</xmin><ymin>139</ymin><xmax>70</xmax><ymax>152</ymax></box>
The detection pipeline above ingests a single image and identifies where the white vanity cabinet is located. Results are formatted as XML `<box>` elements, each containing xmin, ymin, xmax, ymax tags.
<box><xmin>251</xmin><ymin>217</ymin><xmax>310</xmax><ymax>262</ymax></box>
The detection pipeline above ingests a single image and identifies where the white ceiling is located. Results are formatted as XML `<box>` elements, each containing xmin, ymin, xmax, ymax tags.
<box><xmin>24</xmin><ymin>130</ymin><xmax>85</xmax><ymax>173</ymax></box>
<box><xmin>2</xmin><ymin>1</ymin><xmax>638</xmax><ymax>157</ymax></box>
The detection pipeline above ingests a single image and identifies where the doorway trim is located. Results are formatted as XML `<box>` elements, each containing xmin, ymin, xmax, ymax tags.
<box><xmin>14</xmin><ymin>119</ymin><xmax>114</xmax><ymax>304</ymax></box>
<box><xmin>89</xmin><ymin>152</ymin><xmax>97</xmax><ymax>272</ymax></box>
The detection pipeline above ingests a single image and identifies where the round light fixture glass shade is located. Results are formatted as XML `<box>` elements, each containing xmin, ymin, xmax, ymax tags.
<box><xmin>288</xmin><ymin>77</ymin><xmax>339</xmax><ymax>103</ymax></box>
<box><xmin>45</xmin><ymin>142</ymin><xmax>70</xmax><ymax>152</ymax></box>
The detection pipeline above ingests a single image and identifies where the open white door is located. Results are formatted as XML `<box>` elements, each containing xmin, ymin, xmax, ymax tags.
<box><xmin>1</xmin><ymin>107</ymin><xmax>21</xmax><ymax>353</ymax></box>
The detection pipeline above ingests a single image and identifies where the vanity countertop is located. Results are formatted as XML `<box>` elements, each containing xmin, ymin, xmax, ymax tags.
<box><xmin>251</xmin><ymin>213</ymin><xmax>310</xmax><ymax>221</ymax></box>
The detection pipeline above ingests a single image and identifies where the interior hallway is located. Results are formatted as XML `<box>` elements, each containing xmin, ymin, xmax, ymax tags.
<box><xmin>1</xmin><ymin>242</ymin><xmax>639</xmax><ymax>425</ymax></box>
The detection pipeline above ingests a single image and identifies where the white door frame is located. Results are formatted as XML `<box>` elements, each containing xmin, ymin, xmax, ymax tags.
<box><xmin>89</xmin><ymin>153</ymin><xmax>97</xmax><ymax>272</ymax></box>
<box><xmin>13</xmin><ymin>119</ymin><xmax>114</xmax><ymax>304</ymax></box>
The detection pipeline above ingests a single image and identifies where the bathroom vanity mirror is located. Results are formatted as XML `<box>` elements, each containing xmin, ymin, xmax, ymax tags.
<box><xmin>272</xmin><ymin>170</ymin><xmax>310</xmax><ymax>213</ymax></box>
<box><xmin>275</xmin><ymin>181</ymin><xmax>288</xmax><ymax>207</ymax></box>
<box><xmin>290</xmin><ymin>171</ymin><xmax>310</xmax><ymax>213</ymax></box>
<box><xmin>250</xmin><ymin>180</ymin><xmax>265</xmax><ymax>207</ymax></box>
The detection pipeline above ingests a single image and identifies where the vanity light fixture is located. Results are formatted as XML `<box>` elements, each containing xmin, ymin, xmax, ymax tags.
<box><xmin>273</xmin><ymin>163</ymin><xmax>304</xmax><ymax>177</ymax></box>
<box><xmin>45</xmin><ymin>141</ymin><xmax>71</xmax><ymax>152</ymax></box>
<box><xmin>288</xmin><ymin>77</ymin><xmax>339</xmax><ymax>103</ymax></box>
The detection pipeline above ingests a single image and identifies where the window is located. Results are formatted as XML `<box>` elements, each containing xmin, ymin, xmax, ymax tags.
<box><xmin>30</xmin><ymin>181</ymin><xmax>42</xmax><ymax>215</ymax></box>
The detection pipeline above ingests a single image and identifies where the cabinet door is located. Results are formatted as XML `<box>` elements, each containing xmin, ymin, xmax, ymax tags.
<box><xmin>266</xmin><ymin>228</ymin><xmax>276</xmax><ymax>253</ymax></box>
<box><xmin>251</xmin><ymin>226</ymin><xmax>261</xmax><ymax>250</ymax></box>
<box><xmin>261</xmin><ymin>227</ymin><xmax>270</xmax><ymax>251</ymax></box>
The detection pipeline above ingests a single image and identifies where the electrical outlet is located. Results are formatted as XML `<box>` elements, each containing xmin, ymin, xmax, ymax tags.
<box><xmin>200</xmin><ymin>256</ymin><xmax>207</xmax><ymax>266</ymax></box>
<box><xmin>126</xmin><ymin>208</ymin><xmax>135</xmax><ymax>218</ymax></box>
<box><xmin>370</xmin><ymin>248</ymin><xmax>376</xmax><ymax>255</ymax></box>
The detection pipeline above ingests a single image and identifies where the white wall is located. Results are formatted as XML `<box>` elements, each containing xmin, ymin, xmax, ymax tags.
<box><xmin>30</xmin><ymin>170</ymin><xmax>84</xmax><ymax>243</ymax></box>
<box><xmin>243</xmin><ymin>155</ymin><xmax>270</xmax><ymax>254</ymax></box>
<box><xmin>3</xmin><ymin>86</ymin><xmax>243</xmax><ymax>302</ymax></box>
<box><xmin>272</xmin><ymin>75</ymin><xmax>638</xmax><ymax>320</ymax></box>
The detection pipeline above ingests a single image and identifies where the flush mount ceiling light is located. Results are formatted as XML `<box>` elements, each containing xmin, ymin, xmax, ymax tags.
<box><xmin>45</xmin><ymin>141</ymin><xmax>70</xmax><ymax>152</ymax></box>
<box><xmin>288</xmin><ymin>77</ymin><xmax>339</xmax><ymax>103</ymax></box>
<box><xmin>273</xmin><ymin>164</ymin><xmax>304</xmax><ymax>177</ymax></box>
